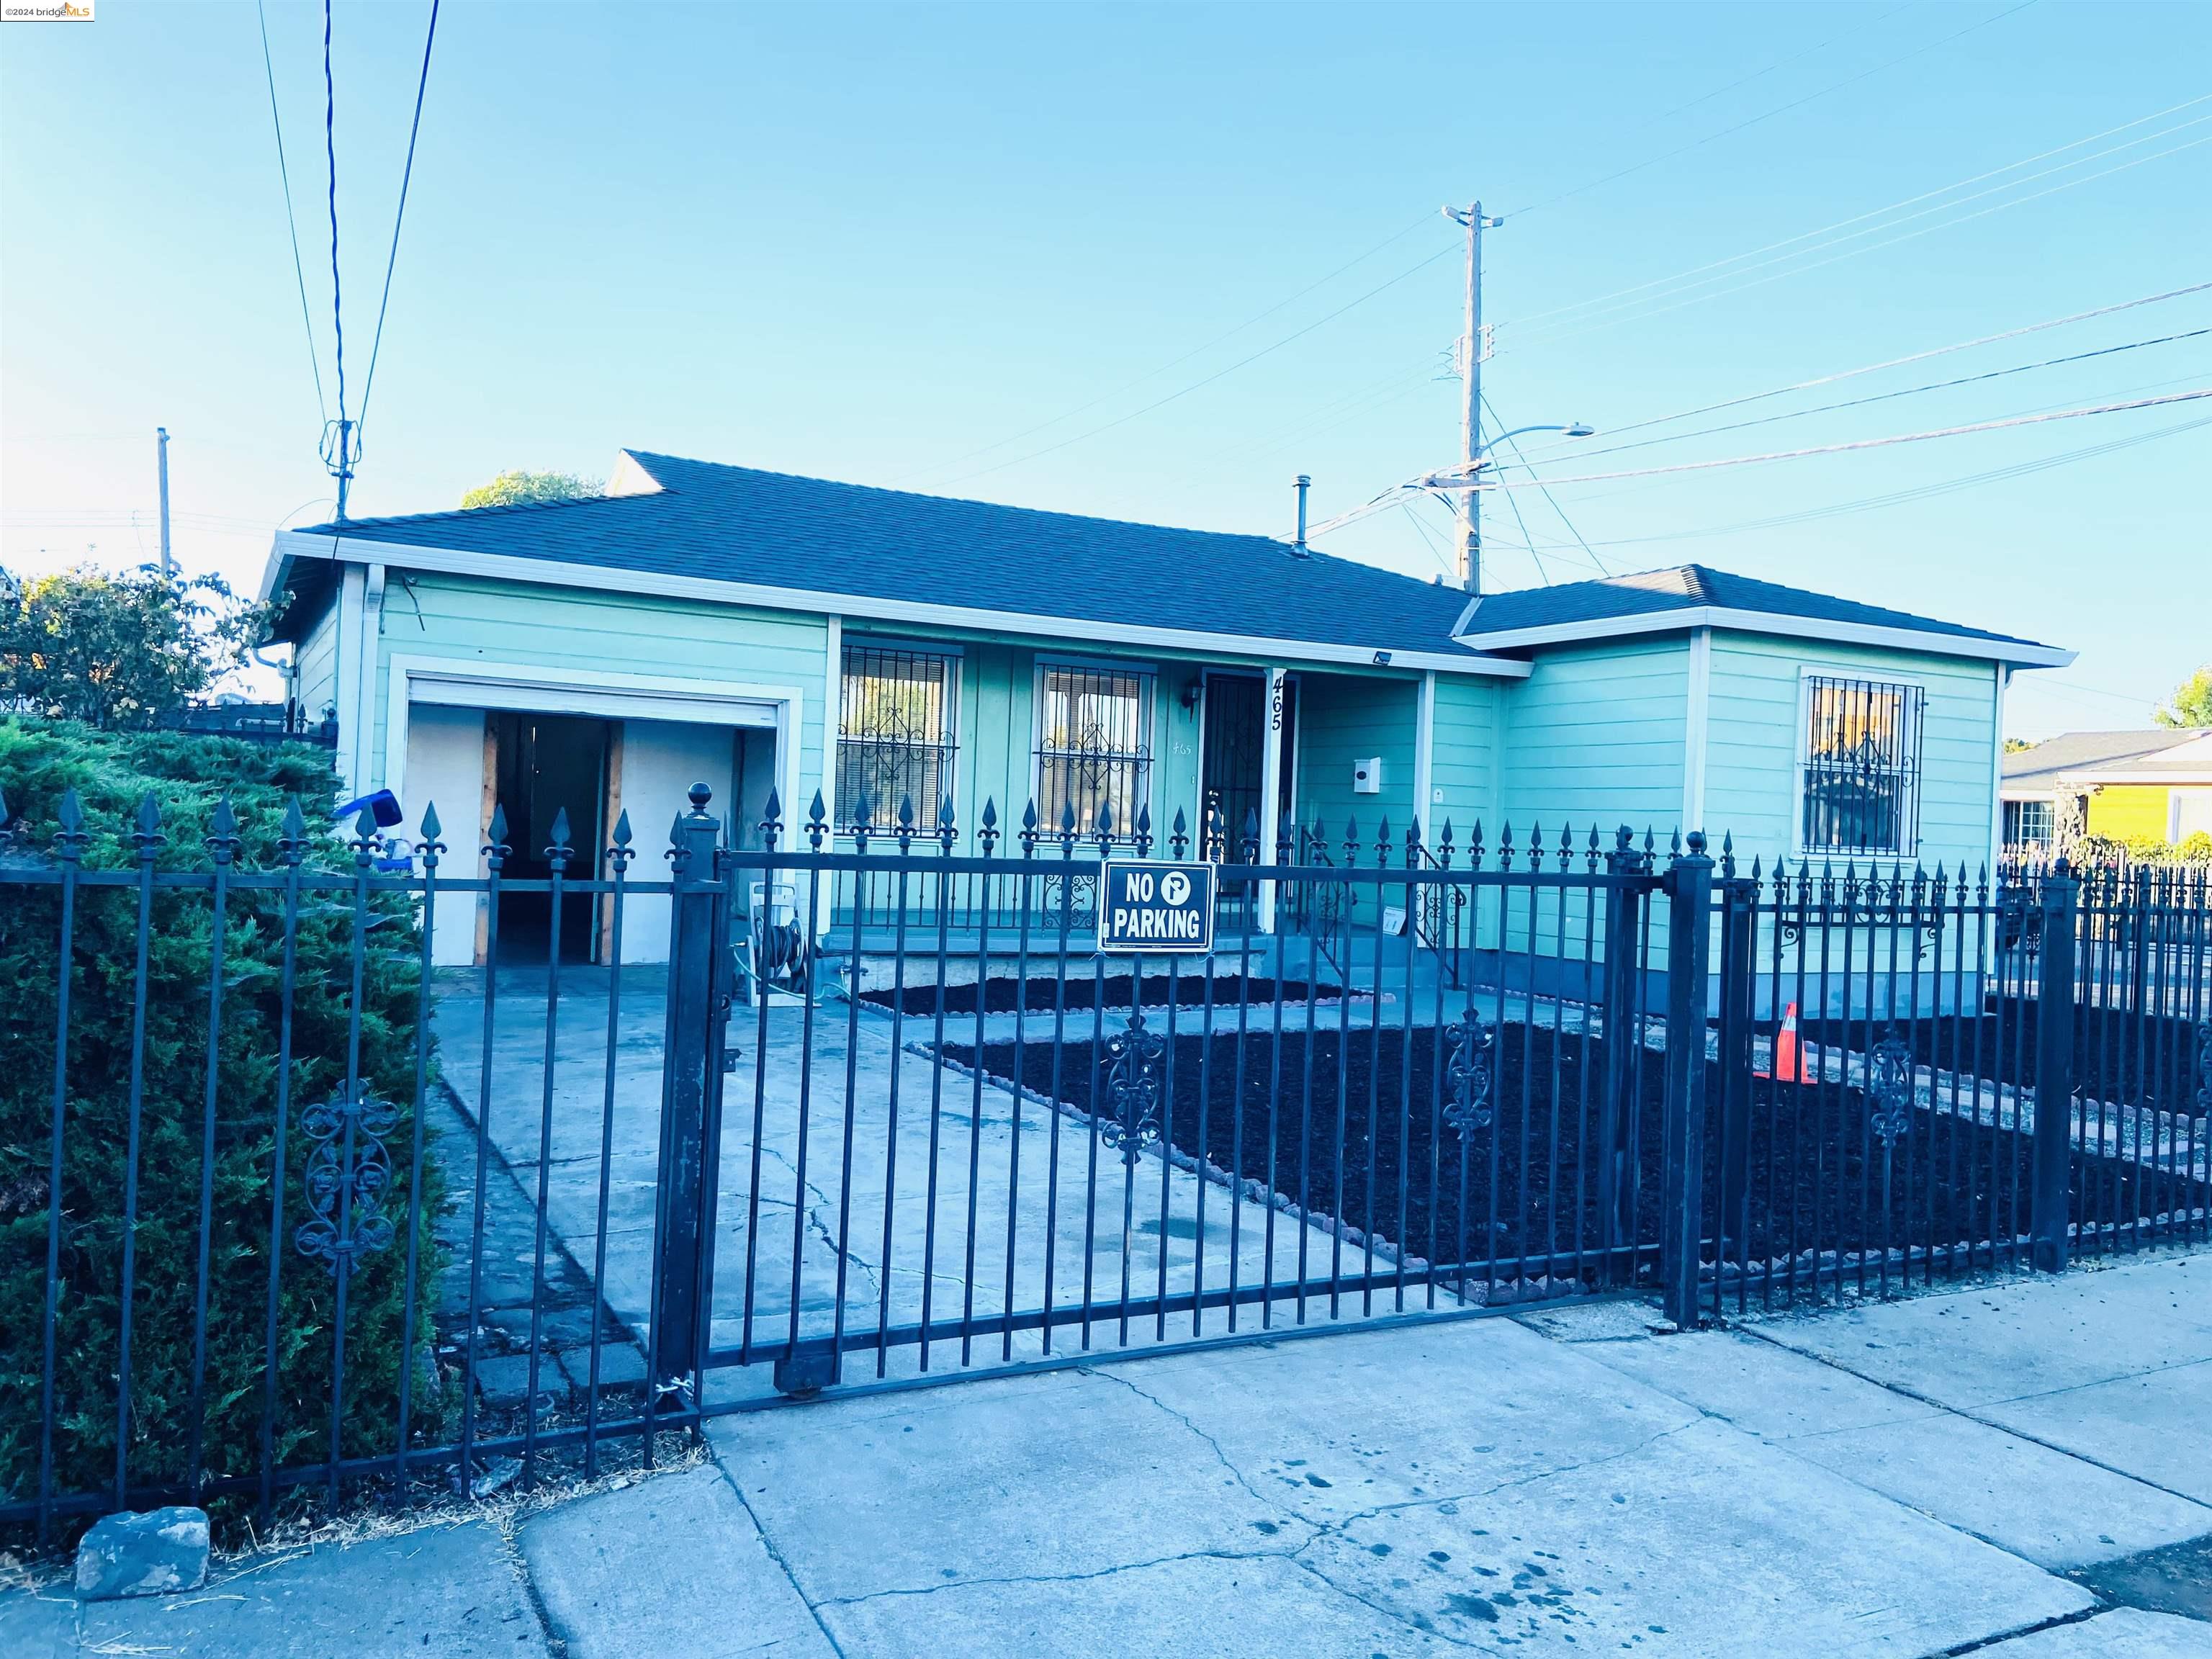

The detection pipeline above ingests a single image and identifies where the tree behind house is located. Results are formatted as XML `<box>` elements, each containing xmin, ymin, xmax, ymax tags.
<box><xmin>0</xmin><ymin>565</ymin><xmax>264</xmax><ymax>730</ymax></box>
<box><xmin>458</xmin><ymin>469</ymin><xmax>603</xmax><ymax>511</ymax></box>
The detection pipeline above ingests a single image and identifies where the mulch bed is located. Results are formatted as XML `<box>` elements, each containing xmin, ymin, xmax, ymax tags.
<box><xmin>945</xmin><ymin>1020</ymin><xmax>2193</xmax><ymax>1288</ymax></box>
<box><xmin>1789</xmin><ymin>996</ymin><xmax>2206</xmax><ymax>1110</ymax></box>
<box><xmin>863</xmin><ymin>971</ymin><xmax>1341</xmax><ymax>1018</ymax></box>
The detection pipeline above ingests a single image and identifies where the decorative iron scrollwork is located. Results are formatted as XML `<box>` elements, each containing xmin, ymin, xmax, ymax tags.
<box><xmin>295</xmin><ymin>1091</ymin><xmax>403</xmax><ymax>1272</ymax></box>
<box><xmin>1442</xmin><ymin>1010</ymin><xmax>1496</xmax><ymax>1137</ymax></box>
<box><xmin>1866</xmin><ymin>1030</ymin><xmax>1915</xmax><ymax>1148</ymax></box>
<box><xmin>1099</xmin><ymin>1013</ymin><xmax>1165</xmax><ymax>1165</ymax></box>
<box><xmin>1041</xmin><ymin>867</ymin><xmax>1100</xmax><ymax>921</ymax></box>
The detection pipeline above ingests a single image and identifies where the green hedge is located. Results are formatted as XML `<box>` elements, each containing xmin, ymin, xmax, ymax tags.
<box><xmin>0</xmin><ymin>719</ymin><xmax>444</xmax><ymax>1521</ymax></box>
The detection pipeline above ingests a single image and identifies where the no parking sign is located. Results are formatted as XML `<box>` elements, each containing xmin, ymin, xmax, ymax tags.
<box><xmin>1098</xmin><ymin>860</ymin><xmax>1215</xmax><ymax>953</ymax></box>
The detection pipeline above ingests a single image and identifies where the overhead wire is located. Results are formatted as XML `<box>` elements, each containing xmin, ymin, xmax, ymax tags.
<box><xmin>1503</xmin><ymin>94</ymin><xmax>2212</xmax><ymax>333</ymax></box>
<box><xmin>1454</xmin><ymin>388</ymin><xmax>2212</xmax><ymax>491</ymax></box>
<box><xmin>898</xmin><ymin>210</ymin><xmax>1447</xmax><ymax>485</ymax></box>
<box><xmin>357</xmin><ymin>0</ymin><xmax>440</xmax><ymax>436</ymax></box>
<box><xmin>1506</xmin><ymin>1</ymin><xmax>2031</xmax><ymax>219</ymax></box>
<box><xmin>256</xmin><ymin>1</ymin><xmax>326</xmax><ymax>426</ymax></box>
<box><xmin>322</xmin><ymin>0</ymin><xmax>344</xmax><ymax>431</ymax></box>
<box><xmin>1481</xmin><ymin>397</ymin><xmax>1611</xmax><ymax>576</ymax></box>
<box><xmin>1539</xmin><ymin>411</ymin><xmax>2212</xmax><ymax>551</ymax></box>
<box><xmin>932</xmin><ymin>240</ymin><xmax>1460</xmax><ymax>487</ymax></box>
<box><xmin>1305</xmin><ymin>388</ymin><xmax>2212</xmax><ymax>536</ymax></box>
<box><xmin>1511</xmin><ymin>279</ymin><xmax>2212</xmax><ymax>461</ymax></box>
<box><xmin>1508</xmin><ymin>122</ymin><xmax>2212</xmax><ymax>348</ymax></box>
<box><xmin>1506</xmin><ymin>326</ymin><xmax>2211</xmax><ymax>469</ymax></box>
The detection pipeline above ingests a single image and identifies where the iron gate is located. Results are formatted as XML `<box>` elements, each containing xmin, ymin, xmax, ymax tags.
<box><xmin>5</xmin><ymin>777</ymin><xmax>2206</xmax><ymax>1540</ymax></box>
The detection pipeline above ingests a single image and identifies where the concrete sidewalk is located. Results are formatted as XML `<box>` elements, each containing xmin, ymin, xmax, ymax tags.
<box><xmin>9</xmin><ymin>1251</ymin><xmax>2209</xmax><ymax>1657</ymax></box>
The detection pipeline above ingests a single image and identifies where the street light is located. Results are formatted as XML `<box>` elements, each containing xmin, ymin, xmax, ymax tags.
<box><xmin>1416</xmin><ymin>421</ymin><xmax>1596</xmax><ymax>490</ymax></box>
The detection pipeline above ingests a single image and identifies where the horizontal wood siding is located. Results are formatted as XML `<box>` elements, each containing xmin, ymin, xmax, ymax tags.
<box><xmin>1294</xmin><ymin>671</ymin><xmax>1421</xmax><ymax>848</ymax></box>
<box><xmin>1429</xmin><ymin>675</ymin><xmax>1503</xmax><ymax>848</ymax></box>
<box><xmin>1704</xmin><ymin>635</ymin><xmax>1997</xmax><ymax>872</ymax></box>
<box><xmin>294</xmin><ymin>600</ymin><xmax>342</xmax><ymax>725</ymax></box>
<box><xmin>370</xmin><ymin>574</ymin><xmax>829</xmax><ymax>802</ymax></box>
<box><xmin>1499</xmin><ymin>639</ymin><xmax>1691</xmax><ymax>845</ymax></box>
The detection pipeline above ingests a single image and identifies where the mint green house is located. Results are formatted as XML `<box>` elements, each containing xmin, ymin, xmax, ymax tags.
<box><xmin>263</xmin><ymin>451</ymin><xmax>2070</xmax><ymax>967</ymax></box>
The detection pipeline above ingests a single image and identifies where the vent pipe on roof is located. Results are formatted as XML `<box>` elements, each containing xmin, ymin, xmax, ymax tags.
<box><xmin>1291</xmin><ymin>475</ymin><xmax>1310</xmax><ymax>557</ymax></box>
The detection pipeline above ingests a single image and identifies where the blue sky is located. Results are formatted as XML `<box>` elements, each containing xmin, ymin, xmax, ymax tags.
<box><xmin>4</xmin><ymin>1</ymin><xmax>2206</xmax><ymax>738</ymax></box>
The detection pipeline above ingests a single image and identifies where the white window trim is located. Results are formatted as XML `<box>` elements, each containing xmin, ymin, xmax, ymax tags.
<box><xmin>835</xmin><ymin>639</ymin><xmax>963</xmax><ymax>834</ymax></box>
<box><xmin>1030</xmin><ymin>655</ymin><xmax>1160</xmax><ymax>846</ymax></box>
<box><xmin>1788</xmin><ymin>665</ymin><xmax>1931</xmax><ymax>862</ymax></box>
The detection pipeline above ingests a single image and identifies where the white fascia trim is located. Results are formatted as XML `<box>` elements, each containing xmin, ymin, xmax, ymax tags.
<box><xmin>2052</xmin><ymin>768</ymin><xmax>2212</xmax><ymax>787</ymax></box>
<box><xmin>271</xmin><ymin>530</ymin><xmax>1532</xmax><ymax>680</ymax></box>
<box><xmin>1454</xmin><ymin>604</ymin><xmax>2075</xmax><ymax>667</ymax></box>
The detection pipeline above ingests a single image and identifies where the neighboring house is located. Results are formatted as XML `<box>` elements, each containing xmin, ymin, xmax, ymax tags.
<box><xmin>2002</xmin><ymin>728</ymin><xmax>2212</xmax><ymax>853</ymax></box>
<box><xmin>261</xmin><ymin>451</ymin><xmax>2071</xmax><ymax>965</ymax></box>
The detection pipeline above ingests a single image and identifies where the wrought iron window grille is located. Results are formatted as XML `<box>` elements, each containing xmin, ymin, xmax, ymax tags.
<box><xmin>1799</xmin><ymin>675</ymin><xmax>1926</xmax><ymax>858</ymax></box>
<box><xmin>837</xmin><ymin>645</ymin><xmax>957</xmax><ymax>835</ymax></box>
<box><xmin>1035</xmin><ymin>664</ymin><xmax>1154</xmax><ymax>848</ymax></box>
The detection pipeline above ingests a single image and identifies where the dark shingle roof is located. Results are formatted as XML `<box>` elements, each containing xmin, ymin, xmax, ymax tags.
<box><xmin>1454</xmin><ymin>564</ymin><xmax>2059</xmax><ymax>655</ymax></box>
<box><xmin>2004</xmin><ymin>729</ymin><xmax>2209</xmax><ymax>786</ymax></box>
<box><xmin>297</xmin><ymin>451</ymin><xmax>1478</xmax><ymax>659</ymax></box>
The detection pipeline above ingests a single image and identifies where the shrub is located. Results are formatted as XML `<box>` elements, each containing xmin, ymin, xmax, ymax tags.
<box><xmin>0</xmin><ymin>719</ymin><xmax>443</xmax><ymax>1528</ymax></box>
<box><xmin>2180</xmin><ymin>832</ymin><xmax>2212</xmax><ymax>865</ymax></box>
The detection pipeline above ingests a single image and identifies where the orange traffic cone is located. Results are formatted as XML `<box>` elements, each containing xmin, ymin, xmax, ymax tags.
<box><xmin>1761</xmin><ymin>1002</ymin><xmax>1812</xmax><ymax>1084</ymax></box>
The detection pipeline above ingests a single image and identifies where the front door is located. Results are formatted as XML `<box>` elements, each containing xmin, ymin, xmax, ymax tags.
<box><xmin>1200</xmin><ymin>673</ymin><xmax>1265</xmax><ymax>860</ymax></box>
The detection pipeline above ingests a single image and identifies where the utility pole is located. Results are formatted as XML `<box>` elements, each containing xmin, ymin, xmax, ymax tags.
<box><xmin>330</xmin><ymin>418</ymin><xmax>356</xmax><ymax>523</ymax></box>
<box><xmin>156</xmin><ymin>426</ymin><xmax>172</xmax><ymax>579</ymax></box>
<box><xmin>1443</xmin><ymin>202</ymin><xmax>1501</xmax><ymax>593</ymax></box>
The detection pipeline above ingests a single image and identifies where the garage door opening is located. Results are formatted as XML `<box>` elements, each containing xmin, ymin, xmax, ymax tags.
<box><xmin>492</xmin><ymin>711</ymin><xmax>611</xmax><ymax>963</ymax></box>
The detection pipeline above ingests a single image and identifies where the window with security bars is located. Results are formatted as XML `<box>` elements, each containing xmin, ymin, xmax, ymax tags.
<box><xmin>837</xmin><ymin>645</ymin><xmax>956</xmax><ymax>830</ymax></box>
<box><xmin>1799</xmin><ymin>675</ymin><xmax>1926</xmax><ymax>856</ymax></box>
<box><xmin>1035</xmin><ymin>664</ymin><xmax>1154</xmax><ymax>843</ymax></box>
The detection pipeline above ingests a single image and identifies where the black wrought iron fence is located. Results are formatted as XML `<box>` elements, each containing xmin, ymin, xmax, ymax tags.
<box><xmin>1701</xmin><ymin>850</ymin><xmax>2210</xmax><ymax>1321</ymax></box>
<box><xmin>5</xmin><ymin>775</ymin><xmax>2206</xmax><ymax>1546</ymax></box>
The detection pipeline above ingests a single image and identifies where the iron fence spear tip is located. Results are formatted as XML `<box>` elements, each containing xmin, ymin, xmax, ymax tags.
<box><xmin>419</xmin><ymin>800</ymin><xmax>441</xmax><ymax>840</ymax></box>
<box><xmin>59</xmin><ymin>786</ymin><xmax>83</xmax><ymax>832</ymax></box>
<box><xmin>612</xmin><ymin>808</ymin><xmax>632</xmax><ymax>846</ymax></box>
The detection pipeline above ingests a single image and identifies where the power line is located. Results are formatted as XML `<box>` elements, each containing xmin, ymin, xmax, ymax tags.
<box><xmin>1513</xmin><ymin>279</ymin><xmax>2212</xmax><ymax>461</ymax></box>
<box><xmin>1482</xmin><ymin>399</ymin><xmax>1611</xmax><ymax>577</ymax></box>
<box><xmin>1509</xmin><ymin>325</ymin><xmax>2210</xmax><ymax>469</ymax></box>
<box><xmin>1460</xmin><ymin>389</ymin><xmax>2212</xmax><ymax>491</ymax></box>
<box><xmin>358</xmin><ymin>0</ymin><xmax>439</xmax><ymax>436</ymax></box>
<box><xmin>1501</xmin><ymin>94</ymin><xmax>2212</xmax><ymax>335</ymax></box>
<box><xmin>898</xmin><ymin>210</ymin><xmax>1446</xmax><ymax>485</ymax></box>
<box><xmin>1508</xmin><ymin>1</ymin><xmax>2032</xmax><ymax>218</ymax></box>
<box><xmin>256</xmin><ymin>1</ymin><xmax>325</xmax><ymax>426</ymax></box>
<box><xmin>1307</xmin><ymin>389</ymin><xmax>2212</xmax><ymax>536</ymax></box>
<box><xmin>932</xmin><ymin>242</ymin><xmax>1459</xmax><ymax>488</ymax></box>
<box><xmin>1537</xmin><ymin>412</ymin><xmax>2212</xmax><ymax>549</ymax></box>
<box><xmin>1509</xmin><ymin>122</ymin><xmax>2212</xmax><ymax>349</ymax></box>
<box><xmin>320</xmin><ymin>0</ymin><xmax>344</xmax><ymax>433</ymax></box>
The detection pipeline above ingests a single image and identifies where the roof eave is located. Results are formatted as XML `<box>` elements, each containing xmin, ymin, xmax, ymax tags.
<box><xmin>1454</xmin><ymin>605</ymin><xmax>2073</xmax><ymax>668</ymax></box>
<box><xmin>271</xmin><ymin>530</ymin><xmax>1532</xmax><ymax>678</ymax></box>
